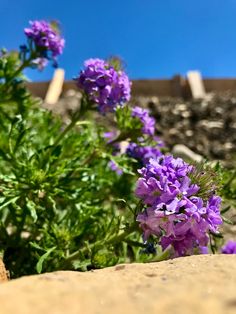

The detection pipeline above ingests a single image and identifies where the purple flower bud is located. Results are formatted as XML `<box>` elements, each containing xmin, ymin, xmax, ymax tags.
<box><xmin>31</xmin><ymin>58</ymin><xmax>48</xmax><ymax>71</ymax></box>
<box><xmin>131</xmin><ymin>106</ymin><xmax>155</xmax><ymax>136</ymax></box>
<box><xmin>126</xmin><ymin>140</ymin><xmax>163</xmax><ymax>166</ymax></box>
<box><xmin>108</xmin><ymin>160</ymin><xmax>123</xmax><ymax>176</ymax></box>
<box><xmin>221</xmin><ymin>240</ymin><xmax>236</xmax><ymax>254</ymax></box>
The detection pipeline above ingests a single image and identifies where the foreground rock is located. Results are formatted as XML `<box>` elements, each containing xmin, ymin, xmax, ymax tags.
<box><xmin>0</xmin><ymin>259</ymin><xmax>8</xmax><ymax>282</ymax></box>
<box><xmin>0</xmin><ymin>255</ymin><xmax>235</xmax><ymax>314</ymax></box>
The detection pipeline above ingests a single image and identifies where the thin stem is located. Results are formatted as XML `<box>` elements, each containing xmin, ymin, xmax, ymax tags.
<box><xmin>52</xmin><ymin>118</ymin><xmax>77</xmax><ymax>149</ymax></box>
<box><xmin>3</xmin><ymin>58</ymin><xmax>32</xmax><ymax>90</ymax></box>
<box><xmin>107</xmin><ymin>223</ymin><xmax>137</xmax><ymax>245</ymax></box>
<box><xmin>41</xmin><ymin>112</ymin><xmax>81</xmax><ymax>168</ymax></box>
<box><xmin>80</xmin><ymin>149</ymin><xmax>97</xmax><ymax>167</ymax></box>
<box><xmin>50</xmin><ymin>94</ymin><xmax>90</xmax><ymax>151</ymax></box>
<box><xmin>124</xmin><ymin>239</ymin><xmax>145</xmax><ymax>248</ymax></box>
<box><xmin>63</xmin><ymin>222</ymin><xmax>137</xmax><ymax>267</ymax></box>
<box><xmin>12</xmin><ymin>60</ymin><xmax>31</xmax><ymax>80</ymax></box>
<box><xmin>147</xmin><ymin>248</ymin><xmax>171</xmax><ymax>263</ymax></box>
<box><xmin>42</xmin><ymin>96</ymin><xmax>90</xmax><ymax>168</ymax></box>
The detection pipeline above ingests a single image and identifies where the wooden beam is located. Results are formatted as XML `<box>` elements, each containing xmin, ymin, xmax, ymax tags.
<box><xmin>204</xmin><ymin>78</ymin><xmax>236</xmax><ymax>92</ymax></box>
<box><xmin>131</xmin><ymin>79</ymin><xmax>172</xmax><ymax>96</ymax></box>
<box><xmin>26</xmin><ymin>77</ymin><xmax>236</xmax><ymax>99</ymax></box>
<box><xmin>171</xmin><ymin>75</ymin><xmax>185</xmax><ymax>97</ymax></box>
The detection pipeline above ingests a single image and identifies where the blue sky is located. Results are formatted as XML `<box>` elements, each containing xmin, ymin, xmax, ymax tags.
<box><xmin>1</xmin><ymin>0</ymin><xmax>236</xmax><ymax>81</ymax></box>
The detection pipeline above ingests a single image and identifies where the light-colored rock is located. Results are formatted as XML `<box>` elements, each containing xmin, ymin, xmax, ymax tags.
<box><xmin>0</xmin><ymin>258</ymin><xmax>8</xmax><ymax>282</ymax></box>
<box><xmin>172</xmin><ymin>144</ymin><xmax>203</xmax><ymax>163</ymax></box>
<box><xmin>197</xmin><ymin>120</ymin><xmax>224</xmax><ymax>130</ymax></box>
<box><xmin>0</xmin><ymin>255</ymin><xmax>235</xmax><ymax>314</ymax></box>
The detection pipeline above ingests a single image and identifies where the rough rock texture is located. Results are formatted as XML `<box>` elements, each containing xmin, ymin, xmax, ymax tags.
<box><xmin>138</xmin><ymin>92</ymin><xmax>236</xmax><ymax>167</ymax></box>
<box><xmin>0</xmin><ymin>255</ymin><xmax>235</xmax><ymax>314</ymax></box>
<box><xmin>0</xmin><ymin>258</ymin><xmax>8</xmax><ymax>282</ymax></box>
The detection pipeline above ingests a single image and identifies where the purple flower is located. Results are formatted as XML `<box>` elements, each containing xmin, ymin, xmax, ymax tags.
<box><xmin>31</xmin><ymin>58</ymin><xmax>48</xmax><ymax>71</ymax></box>
<box><xmin>24</xmin><ymin>20</ymin><xmax>64</xmax><ymax>68</ymax></box>
<box><xmin>108</xmin><ymin>160</ymin><xmax>123</xmax><ymax>176</ymax></box>
<box><xmin>132</xmin><ymin>106</ymin><xmax>155</xmax><ymax>135</ymax></box>
<box><xmin>135</xmin><ymin>155</ymin><xmax>223</xmax><ymax>257</ymax></box>
<box><xmin>126</xmin><ymin>137</ymin><xmax>163</xmax><ymax>166</ymax></box>
<box><xmin>221</xmin><ymin>240</ymin><xmax>236</xmax><ymax>254</ymax></box>
<box><xmin>103</xmin><ymin>131</ymin><xmax>117</xmax><ymax>144</ymax></box>
<box><xmin>76</xmin><ymin>58</ymin><xmax>131</xmax><ymax>113</ymax></box>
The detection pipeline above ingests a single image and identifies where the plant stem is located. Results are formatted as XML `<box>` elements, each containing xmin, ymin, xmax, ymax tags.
<box><xmin>52</xmin><ymin>118</ymin><xmax>77</xmax><ymax>149</ymax></box>
<box><xmin>42</xmin><ymin>96</ymin><xmax>90</xmax><ymax>168</ymax></box>
<box><xmin>107</xmin><ymin>223</ymin><xmax>137</xmax><ymax>245</ymax></box>
<box><xmin>3</xmin><ymin>58</ymin><xmax>32</xmax><ymax>90</ymax></box>
<box><xmin>12</xmin><ymin>60</ymin><xmax>31</xmax><ymax>80</ymax></box>
<box><xmin>147</xmin><ymin>248</ymin><xmax>171</xmax><ymax>263</ymax></box>
<box><xmin>50</xmin><ymin>94</ymin><xmax>90</xmax><ymax>151</ymax></box>
<box><xmin>63</xmin><ymin>222</ymin><xmax>138</xmax><ymax>267</ymax></box>
<box><xmin>41</xmin><ymin>111</ymin><xmax>81</xmax><ymax>168</ymax></box>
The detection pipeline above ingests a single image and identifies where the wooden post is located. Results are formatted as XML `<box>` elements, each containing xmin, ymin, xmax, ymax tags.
<box><xmin>186</xmin><ymin>71</ymin><xmax>206</xmax><ymax>99</ymax></box>
<box><xmin>45</xmin><ymin>69</ymin><xmax>65</xmax><ymax>107</ymax></box>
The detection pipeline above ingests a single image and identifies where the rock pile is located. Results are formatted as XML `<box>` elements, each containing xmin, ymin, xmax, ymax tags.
<box><xmin>134</xmin><ymin>92</ymin><xmax>236</xmax><ymax>166</ymax></box>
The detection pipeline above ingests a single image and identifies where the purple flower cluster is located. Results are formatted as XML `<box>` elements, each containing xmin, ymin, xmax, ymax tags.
<box><xmin>221</xmin><ymin>240</ymin><xmax>236</xmax><ymax>254</ymax></box>
<box><xmin>76</xmin><ymin>58</ymin><xmax>131</xmax><ymax>113</ymax></box>
<box><xmin>135</xmin><ymin>155</ymin><xmax>222</xmax><ymax>257</ymax></box>
<box><xmin>24</xmin><ymin>20</ymin><xmax>65</xmax><ymax>68</ymax></box>
<box><xmin>125</xmin><ymin>106</ymin><xmax>163</xmax><ymax>166</ymax></box>
<box><xmin>126</xmin><ymin>137</ymin><xmax>164</xmax><ymax>166</ymax></box>
<box><xmin>132</xmin><ymin>106</ymin><xmax>155</xmax><ymax>136</ymax></box>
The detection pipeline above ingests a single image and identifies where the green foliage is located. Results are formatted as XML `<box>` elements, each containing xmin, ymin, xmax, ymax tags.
<box><xmin>115</xmin><ymin>105</ymin><xmax>143</xmax><ymax>140</ymax></box>
<box><xmin>0</xmin><ymin>35</ymin><xmax>235</xmax><ymax>279</ymax></box>
<box><xmin>0</xmin><ymin>48</ymin><xmax>150</xmax><ymax>278</ymax></box>
<box><xmin>217</xmin><ymin>164</ymin><xmax>236</xmax><ymax>229</ymax></box>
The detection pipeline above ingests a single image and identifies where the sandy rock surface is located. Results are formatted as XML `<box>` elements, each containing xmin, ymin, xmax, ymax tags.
<box><xmin>0</xmin><ymin>259</ymin><xmax>8</xmax><ymax>282</ymax></box>
<box><xmin>0</xmin><ymin>255</ymin><xmax>235</xmax><ymax>314</ymax></box>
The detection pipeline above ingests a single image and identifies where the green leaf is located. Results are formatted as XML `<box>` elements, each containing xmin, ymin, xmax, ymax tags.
<box><xmin>76</xmin><ymin>121</ymin><xmax>92</xmax><ymax>126</ymax></box>
<box><xmin>91</xmin><ymin>247</ymin><xmax>118</xmax><ymax>268</ymax></box>
<box><xmin>26</xmin><ymin>199</ymin><xmax>38</xmax><ymax>222</ymax></box>
<box><xmin>210</xmin><ymin>232</ymin><xmax>223</xmax><ymax>239</ymax></box>
<box><xmin>222</xmin><ymin>215</ymin><xmax>234</xmax><ymax>225</ymax></box>
<box><xmin>221</xmin><ymin>206</ymin><xmax>231</xmax><ymax>214</ymax></box>
<box><xmin>29</xmin><ymin>242</ymin><xmax>45</xmax><ymax>252</ymax></box>
<box><xmin>0</xmin><ymin>196</ymin><xmax>19</xmax><ymax>210</ymax></box>
<box><xmin>36</xmin><ymin>247</ymin><xmax>56</xmax><ymax>274</ymax></box>
<box><xmin>71</xmin><ymin>259</ymin><xmax>91</xmax><ymax>271</ymax></box>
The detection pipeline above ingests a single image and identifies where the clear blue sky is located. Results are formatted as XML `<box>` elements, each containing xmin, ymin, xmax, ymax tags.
<box><xmin>1</xmin><ymin>0</ymin><xmax>236</xmax><ymax>81</ymax></box>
